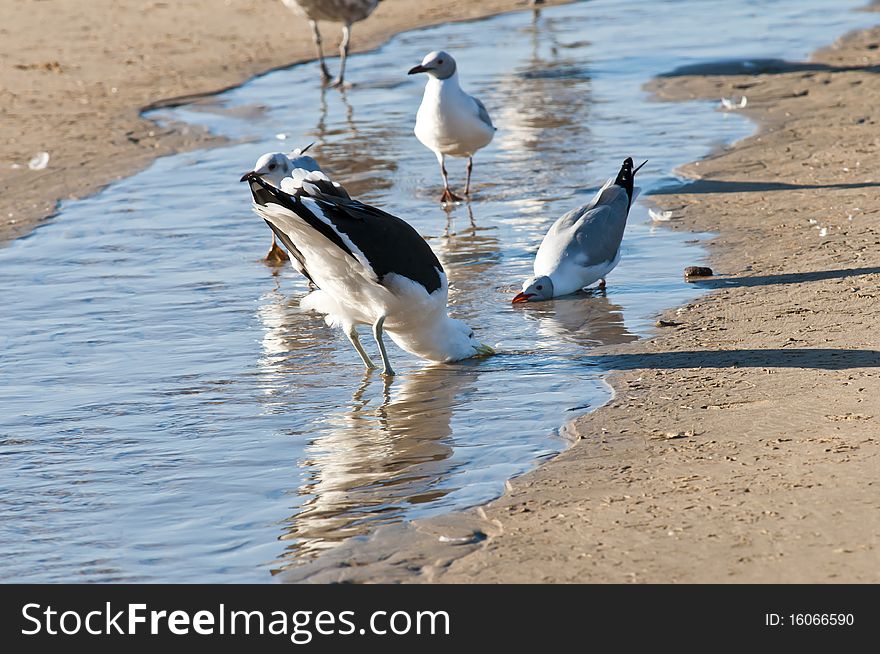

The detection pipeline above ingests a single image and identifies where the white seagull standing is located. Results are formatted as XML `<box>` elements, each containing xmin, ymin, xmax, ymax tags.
<box><xmin>240</xmin><ymin>165</ymin><xmax>494</xmax><ymax>376</ymax></box>
<box><xmin>513</xmin><ymin>157</ymin><xmax>647</xmax><ymax>303</ymax></box>
<box><xmin>409</xmin><ymin>51</ymin><xmax>496</xmax><ymax>203</ymax></box>
<box><xmin>246</xmin><ymin>144</ymin><xmax>322</xmax><ymax>262</ymax></box>
<box><xmin>281</xmin><ymin>0</ymin><xmax>382</xmax><ymax>87</ymax></box>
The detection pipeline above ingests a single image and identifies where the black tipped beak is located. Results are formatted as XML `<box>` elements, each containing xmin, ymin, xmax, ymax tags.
<box><xmin>408</xmin><ymin>64</ymin><xmax>428</xmax><ymax>75</ymax></box>
<box><xmin>240</xmin><ymin>171</ymin><xmax>255</xmax><ymax>183</ymax></box>
<box><xmin>633</xmin><ymin>160</ymin><xmax>648</xmax><ymax>175</ymax></box>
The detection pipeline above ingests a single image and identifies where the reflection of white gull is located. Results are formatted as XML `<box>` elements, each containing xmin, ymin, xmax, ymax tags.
<box><xmin>519</xmin><ymin>294</ymin><xmax>636</xmax><ymax>349</ymax></box>
<box><xmin>281</xmin><ymin>0</ymin><xmax>382</xmax><ymax>87</ymax></box>
<box><xmin>514</xmin><ymin>158</ymin><xmax>646</xmax><ymax>302</ymax></box>
<box><xmin>240</xmin><ymin>167</ymin><xmax>493</xmax><ymax>376</ymax></box>
<box><xmin>255</xmin><ymin>288</ymin><xmax>335</xmax><ymax>410</ymax></box>
<box><xmin>409</xmin><ymin>51</ymin><xmax>496</xmax><ymax>203</ymax></box>
<box><xmin>279</xmin><ymin>365</ymin><xmax>477</xmax><ymax>560</ymax></box>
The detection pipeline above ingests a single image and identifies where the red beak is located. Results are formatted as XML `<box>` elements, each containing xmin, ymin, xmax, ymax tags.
<box><xmin>512</xmin><ymin>292</ymin><xmax>534</xmax><ymax>304</ymax></box>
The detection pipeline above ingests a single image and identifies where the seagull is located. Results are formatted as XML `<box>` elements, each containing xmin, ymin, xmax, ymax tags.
<box><xmin>281</xmin><ymin>0</ymin><xmax>382</xmax><ymax>87</ymax></box>
<box><xmin>240</xmin><ymin>166</ymin><xmax>494</xmax><ymax>376</ymax></box>
<box><xmin>247</xmin><ymin>144</ymin><xmax>322</xmax><ymax>262</ymax></box>
<box><xmin>409</xmin><ymin>50</ymin><xmax>496</xmax><ymax>203</ymax></box>
<box><xmin>513</xmin><ymin>158</ymin><xmax>647</xmax><ymax>303</ymax></box>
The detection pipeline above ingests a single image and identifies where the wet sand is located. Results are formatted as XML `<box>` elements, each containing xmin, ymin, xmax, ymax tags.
<box><xmin>0</xmin><ymin>0</ymin><xmax>567</xmax><ymax>243</ymax></box>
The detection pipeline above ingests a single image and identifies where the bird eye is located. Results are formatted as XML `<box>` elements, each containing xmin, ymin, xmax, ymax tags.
<box><xmin>536</xmin><ymin>285</ymin><xmax>543</xmax><ymax>291</ymax></box>
<box><xmin>438</xmin><ymin>59</ymin><xmax>444</xmax><ymax>64</ymax></box>
<box><xmin>468</xmin><ymin>330</ymin><xmax>474</xmax><ymax>339</ymax></box>
<box><xmin>268</xmin><ymin>163</ymin><xmax>277</xmax><ymax>171</ymax></box>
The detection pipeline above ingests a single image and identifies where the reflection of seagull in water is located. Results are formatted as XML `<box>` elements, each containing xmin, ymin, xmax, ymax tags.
<box><xmin>410</xmin><ymin>51</ymin><xmax>496</xmax><ymax>204</ymax></box>
<box><xmin>281</xmin><ymin>0</ymin><xmax>382</xmax><ymax>87</ymax></box>
<box><xmin>240</xmin><ymin>164</ymin><xmax>494</xmax><ymax>376</ymax></box>
<box><xmin>518</xmin><ymin>293</ymin><xmax>637</xmax><ymax>349</ymax></box>
<box><xmin>514</xmin><ymin>158</ymin><xmax>646</xmax><ymax>302</ymax></box>
<box><xmin>245</xmin><ymin>144</ymin><xmax>322</xmax><ymax>263</ymax></box>
<box><xmin>278</xmin><ymin>365</ymin><xmax>477</xmax><ymax>561</ymax></box>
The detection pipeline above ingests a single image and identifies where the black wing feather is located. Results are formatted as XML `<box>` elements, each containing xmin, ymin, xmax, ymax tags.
<box><xmin>263</xmin><ymin>219</ymin><xmax>316</xmax><ymax>286</ymax></box>
<box><xmin>311</xmin><ymin>198</ymin><xmax>443</xmax><ymax>294</ymax></box>
<box><xmin>247</xmin><ymin>175</ymin><xmax>443</xmax><ymax>294</ymax></box>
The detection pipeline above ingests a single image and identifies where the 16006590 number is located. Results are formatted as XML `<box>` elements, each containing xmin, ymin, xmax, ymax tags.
<box><xmin>790</xmin><ymin>614</ymin><xmax>854</xmax><ymax>626</ymax></box>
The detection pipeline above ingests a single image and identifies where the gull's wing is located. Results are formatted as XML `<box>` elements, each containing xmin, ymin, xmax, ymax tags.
<box><xmin>538</xmin><ymin>186</ymin><xmax>631</xmax><ymax>271</ymax></box>
<box><xmin>247</xmin><ymin>174</ymin><xmax>444</xmax><ymax>294</ymax></box>
<box><xmin>472</xmin><ymin>96</ymin><xmax>496</xmax><ymax>130</ymax></box>
<box><xmin>568</xmin><ymin>201</ymin><xmax>629</xmax><ymax>266</ymax></box>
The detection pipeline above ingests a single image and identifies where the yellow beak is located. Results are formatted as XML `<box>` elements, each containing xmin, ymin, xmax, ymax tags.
<box><xmin>475</xmin><ymin>344</ymin><xmax>496</xmax><ymax>357</ymax></box>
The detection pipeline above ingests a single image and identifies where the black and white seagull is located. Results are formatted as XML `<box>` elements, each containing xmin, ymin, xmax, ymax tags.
<box><xmin>247</xmin><ymin>145</ymin><xmax>322</xmax><ymax>262</ymax></box>
<box><xmin>513</xmin><ymin>157</ymin><xmax>647</xmax><ymax>302</ymax></box>
<box><xmin>240</xmin><ymin>164</ymin><xmax>494</xmax><ymax>376</ymax></box>
<box><xmin>281</xmin><ymin>0</ymin><xmax>382</xmax><ymax>87</ymax></box>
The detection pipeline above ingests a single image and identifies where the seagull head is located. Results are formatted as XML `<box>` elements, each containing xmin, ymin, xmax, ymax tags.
<box><xmin>513</xmin><ymin>276</ymin><xmax>554</xmax><ymax>303</ymax></box>
<box><xmin>455</xmin><ymin>319</ymin><xmax>495</xmax><ymax>359</ymax></box>
<box><xmin>408</xmin><ymin>50</ymin><xmax>457</xmax><ymax>80</ymax></box>
<box><xmin>240</xmin><ymin>152</ymin><xmax>293</xmax><ymax>188</ymax></box>
<box><xmin>432</xmin><ymin>318</ymin><xmax>494</xmax><ymax>361</ymax></box>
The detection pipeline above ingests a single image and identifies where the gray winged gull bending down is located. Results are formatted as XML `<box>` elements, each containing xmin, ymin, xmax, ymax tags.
<box><xmin>281</xmin><ymin>0</ymin><xmax>382</xmax><ymax>87</ymax></box>
<box><xmin>240</xmin><ymin>166</ymin><xmax>494</xmax><ymax>376</ymax></box>
<box><xmin>246</xmin><ymin>144</ymin><xmax>322</xmax><ymax>262</ymax></box>
<box><xmin>409</xmin><ymin>50</ymin><xmax>496</xmax><ymax>204</ymax></box>
<box><xmin>513</xmin><ymin>158</ymin><xmax>647</xmax><ymax>303</ymax></box>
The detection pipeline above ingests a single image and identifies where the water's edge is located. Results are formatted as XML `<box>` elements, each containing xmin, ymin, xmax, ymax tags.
<box><xmin>276</xmin><ymin>21</ymin><xmax>873</xmax><ymax>584</ymax></box>
<box><xmin>0</xmin><ymin>1</ymin><xmax>576</xmax><ymax>249</ymax></box>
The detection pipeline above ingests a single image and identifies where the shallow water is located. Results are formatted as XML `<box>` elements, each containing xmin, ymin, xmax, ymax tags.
<box><xmin>1</xmin><ymin>0</ymin><xmax>875</xmax><ymax>582</ymax></box>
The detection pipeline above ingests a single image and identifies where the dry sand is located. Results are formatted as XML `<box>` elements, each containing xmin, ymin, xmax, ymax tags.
<box><xmin>0</xmin><ymin>0</ymin><xmax>567</xmax><ymax>243</ymax></box>
<box><xmin>5</xmin><ymin>1</ymin><xmax>879</xmax><ymax>583</ymax></box>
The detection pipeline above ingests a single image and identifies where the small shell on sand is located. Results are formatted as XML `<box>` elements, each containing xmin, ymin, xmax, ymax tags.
<box><xmin>28</xmin><ymin>151</ymin><xmax>50</xmax><ymax>170</ymax></box>
<box><xmin>649</xmin><ymin>208</ymin><xmax>674</xmax><ymax>222</ymax></box>
<box><xmin>720</xmin><ymin>95</ymin><xmax>748</xmax><ymax>110</ymax></box>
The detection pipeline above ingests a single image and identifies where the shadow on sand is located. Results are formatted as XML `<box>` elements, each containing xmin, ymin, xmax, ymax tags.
<box><xmin>659</xmin><ymin>57</ymin><xmax>880</xmax><ymax>78</ymax></box>
<box><xmin>650</xmin><ymin>179</ymin><xmax>880</xmax><ymax>195</ymax></box>
<box><xmin>594</xmin><ymin>348</ymin><xmax>880</xmax><ymax>371</ymax></box>
<box><xmin>689</xmin><ymin>266</ymin><xmax>880</xmax><ymax>289</ymax></box>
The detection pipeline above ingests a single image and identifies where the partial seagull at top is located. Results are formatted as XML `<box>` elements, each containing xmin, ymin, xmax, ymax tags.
<box><xmin>281</xmin><ymin>0</ymin><xmax>382</xmax><ymax>87</ymax></box>
<box><xmin>240</xmin><ymin>163</ymin><xmax>494</xmax><ymax>376</ymax></box>
<box><xmin>513</xmin><ymin>158</ymin><xmax>647</xmax><ymax>303</ymax></box>
<box><xmin>246</xmin><ymin>144</ymin><xmax>323</xmax><ymax>263</ymax></box>
<box><xmin>409</xmin><ymin>50</ymin><xmax>496</xmax><ymax>204</ymax></box>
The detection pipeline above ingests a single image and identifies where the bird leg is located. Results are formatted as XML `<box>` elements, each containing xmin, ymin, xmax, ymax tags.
<box><xmin>465</xmin><ymin>157</ymin><xmax>474</xmax><ymax>196</ymax></box>
<box><xmin>346</xmin><ymin>326</ymin><xmax>376</xmax><ymax>371</ymax></box>
<box><xmin>331</xmin><ymin>24</ymin><xmax>351</xmax><ymax>88</ymax></box>
<box><xmin>309</xmin><ymin>20</ymin><xmax>332</xmax><ymax>83</ymax></box>
<box><xmin>438</xmin><ymin>156</ymin><xmax>463</xmax><ymax>203</ymax></box>
<box><xmin>265</xmin><ymin>233</ymin><xmax>290</xmax><ymax>263</ymax></box>
<box><xmin>598</xmin><ymin>278</ymin><xmax>606</xmax><ymax>290</ymax></box>
<box><xmin>372</xmin><ymin>316</ymin><xmax>395</xmax><ymax>377</ymax></box>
